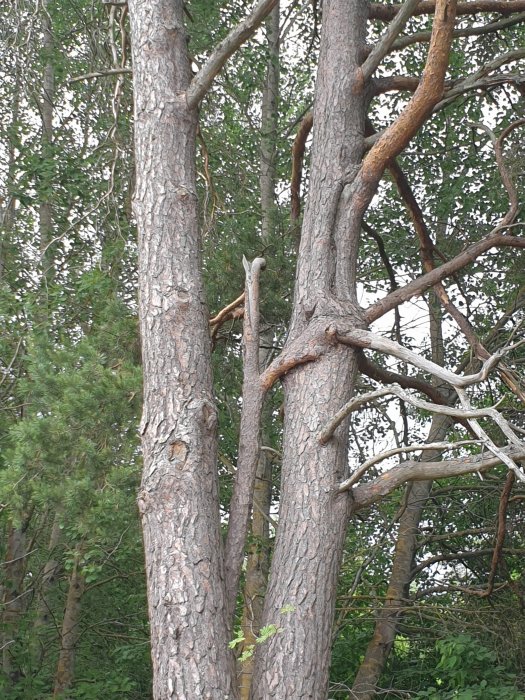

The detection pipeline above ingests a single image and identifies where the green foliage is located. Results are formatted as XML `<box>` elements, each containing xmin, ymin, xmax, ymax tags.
<box><xmin>414</xmin><ymin>634</ymin><xmax>523</xmax><ymax>699</ymax></box>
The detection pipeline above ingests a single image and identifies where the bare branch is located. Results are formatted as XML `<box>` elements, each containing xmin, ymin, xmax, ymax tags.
<box><xmin>374</xmin><ymin>71</ymin><xmax>523</xmax><ymax>97</ymax></box>
<box><xmin>338</xmin><ymin>329</ymin><xmax>521</xmax><ymax>388</ymax></box>
<box><xmin>369</xmin><ymin>0</ymin><xmax>525</xmax><ymax>21</ymax></box>
<box><xmin>351</xmin><ymin>446</ymin><xmax>525</xmax><ymax>509</ymax></box>
<box><xmin>340</xmin><ymin>439</ymin><xmax>482</xmax><ymax>492</ymax></box>
<box><xmin>223</xmin><ymin>258</ymin><xmax>266</xmax><ymax>623</ymax></box>
<box><xmin>69</xmin><ymin>68</ymin><xmax>132</xmax><ymax>84</ymax></box>
<box><xmin>361</xmin><ymin>0</ymin><xmax>422</xmax><ymax>81</ymax></box>
<box><xmin>364</xmin><ymin>234</ymin><xmax>525</xmax><ymax>323</ymax></box>
<box><xmin>187</xmin><ymin>0</ymin><xmax>277</xmax><ymax>109</ymax></box>
<box><xmin>322</xmin><ymin>380</ymin><xmax>522</xmax><ymax>445</ymax></box>
<box><xmin>455</xmin><ymin>386</ymin><xmax>525</xmax><ymax>481</ymax></box>
<box><xmin>391</xmin><ymin>12</ymin><xmax>525</xmax><ymax>51</ymax></box>
<box><xmin>434</xmin><ymin>48</ymin><xmax>525</xmax><ymax>110</ymax></box>
<box><xmin>383</xmin><ymin>137</ymin><xmax>525</xmax><ymax>404</ymax></box>
<box><xmin>209</xmin><ymin>292</ymin><xmax>245</xmax><ymax>327</ymax></box>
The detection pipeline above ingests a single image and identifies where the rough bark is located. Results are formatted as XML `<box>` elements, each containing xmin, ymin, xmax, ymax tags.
<box><xmin>251</xmin><ymin>1</ymin><xmax>368</xmax><ymax>696</ymax></box>
<box><xmin>53</xmin><ymin>553</ymin><xmax>85</xmax><ymax>698</ymax></box>
<box><xmin>127</xmin><ymin>0</ymin><xmax>237</xmax><ymax>696</ymax></box>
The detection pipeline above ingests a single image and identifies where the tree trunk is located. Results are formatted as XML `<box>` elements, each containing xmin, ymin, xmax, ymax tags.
<box><xmin>53</xmin><ymin>552</ymin><xmax>85</xmax><ymax>698</ymax></box>
<box><xmin>32</xmin><ymin>513</ymin><xmax>62</xmax><ymax>666</ymax></box>
<box><xmin>251</xmin><ymin>1</ymin><xmax>368</xmax><ymax>696</ymax></box>
<box><xmin>127</xmin><ymin>0</ymin><xmax>237</xmax><ymax>696</ymax></box>
<box><xmin>238</xmin><ymin>5</ymin><xmax>279</xmax><ymax>698</ymax></box>
<box><xmin>39</xmin><ymin>0</ymin><xmax>55</xmax><ymax>291</ymax></box>
<box><xmin>1</xmin><ymin>523</ymin><xmax>28</xmax><ymax>682</ymax></box>
<box><xmin>350</xmin><ymin>423</ymin><xmax>447</xmax><ymax>699</ymax></box>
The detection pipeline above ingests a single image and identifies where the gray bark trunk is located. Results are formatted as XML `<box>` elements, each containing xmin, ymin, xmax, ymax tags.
<box><xmin>127</xmin><ymin>0</ymin><xmax>237</xmax><ymax>696</ymax></box>
<box><xmin>251</xmin><ymin>1</ymin><xmax>369</xmax><ymax>696</ymax></box>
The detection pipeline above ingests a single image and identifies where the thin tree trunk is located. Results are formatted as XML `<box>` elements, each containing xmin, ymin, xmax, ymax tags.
<box><xmin>1</xmin><ymin>523</ymin><xmax>28</xmax><ymax>681</ymax></box>
<box><xmin>39</xmin><ymin>0</ymin><xmax>55</xmax><ymax>291</ymax></box>
<box><xmin>238</xmin><ymin>5</ymin><xmax>279</xmax><ymax>698</ymax></box>
<box><xmin>251</xmin><ymin>2</ymin><xmax>369</xmax><ymax>696</ymax></box>
<box><xmin>127</xmin><ymin>0</ymin><xmax>237</xmax><ymax>696</ymax></box>
<box><xmin>32</xmin><ymin>514</ymin><xmax>62</xmax><ymax>666</ymax></box>
<box><xmin>53</xmin><ymin>552</ymin><xmax>85</xmax><ymax>698</ymax></box>
<box><xmin>350</xmin><ymin>427</ymin><xmax>447</xmax><ymax>699</ymax></box>
<box><xmin>350</xmin><ymin>232</ymin><xmax>450</xmax><ymax>699</ymax></box>
<box><xmin>0</xmin><ymin>57</ymin><xmax>20</xmax><ymax>283</ymax></box>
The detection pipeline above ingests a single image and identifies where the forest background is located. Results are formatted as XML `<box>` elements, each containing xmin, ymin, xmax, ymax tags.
<box><xmin>1</xmin><ymin>0</ymin><xmax>525</xmax><ymax>698</ymax></box>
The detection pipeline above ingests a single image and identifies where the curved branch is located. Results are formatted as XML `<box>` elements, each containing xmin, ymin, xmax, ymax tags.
<box><xmin>340</xmin><ymin>439</ymin><xmax>482</xmax><ymax>491</ymax></box>
<box><xmin>364</xmin><ymin>234</ymin><xmax>525</xmax><ymax>323</ymax></box>
<box><xmin>350</xmin><ymin>446</ymin><xmax>525</xmax><ymax>509</ymax></box>
<box><xmin>355</xmin><ymin>0</ymin><xmax>457</xmax><ymax>208</ymax></box>
<box><xmin>356</xmin><ymin>350</ymin><xmax>455</xmax><ymax>406</ymax></box>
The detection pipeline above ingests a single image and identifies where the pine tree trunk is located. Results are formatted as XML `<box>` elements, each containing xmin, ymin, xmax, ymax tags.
<box><xmin>127</xmin><ymin>0</ymin><xmax>237</xmax><ymax>696</ymax></box>
<box><xmin>251</xmin><ymin>1</ymin><xmax>369</xmax><ymax>696</ymax></box>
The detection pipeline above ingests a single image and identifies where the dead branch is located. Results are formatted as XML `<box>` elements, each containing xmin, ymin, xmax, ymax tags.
<box><xmin>410</xmin><ymin>546</ymin><xmax>523</xmax><ymax>578</ymax></box>
<box><xmin>69</xmin><ymin>68</ymin><xmax>132</xmax><ymax>84</ymax></box>
<box><xmin>223</xmin><ymin>258</ymin><xmax>266</xmax><ymax>623</ymax></box>
<box><xmin>390</xmin><ymin>12</ymin><xmax>525</xmax><ymax>51</ymax></box>
<box><xmin>340</xmin><ymin>439</ymin><xmax>482</xmax><ymax>491</ymax></box>
<box><xmin>338</xmin><ymin>329</ymin><xmax>522</xmax><ymax>388</ymax></box>
<box><xmin>356</xmin><ymin>350</ymin><xmax>452</xmax><ymax>407</ymax></box>
<box><xmin>209</xmin><ymin>292</ymin><xmax>245</xmax><ymax>346</ymax></box>
<box><xmin>209</xmin><ymin>292</ymin><xmax>245</xmax><ymax>327</ymax></box>
<box><xmin>321</xmin><ymin>380</ymin><xmax>521</xmax><ymax>447</ymax></box>
<box><xmin>383</xmin><ymin>133</ymin><xmax>525</xmax><ymax>404</ymax></box>
<box><xmin>350</xmin><ymin>446</ymin><xmax>525</xmax><ymax>509</ymax></box>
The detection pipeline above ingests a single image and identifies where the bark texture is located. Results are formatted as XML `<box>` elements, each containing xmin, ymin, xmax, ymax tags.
<box><xmin>128</xmin><ymin>0</ymin><xmax>236</xmax><ymax>696</ymax></box>
<box><xmin>251</xmin><ymin>1</ymin><xmax>369</xmax><ymax>696</ymax></box>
